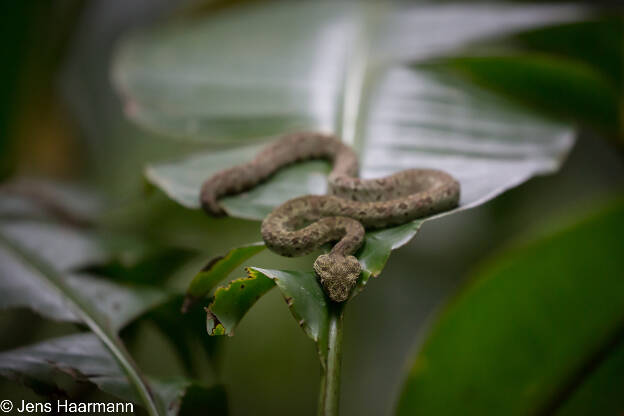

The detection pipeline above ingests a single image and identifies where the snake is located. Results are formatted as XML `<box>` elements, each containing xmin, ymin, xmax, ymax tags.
<box><xmin>200</xmin><ymin>132</ymin><xmax>460</xmax><ymax>302</ymax></box>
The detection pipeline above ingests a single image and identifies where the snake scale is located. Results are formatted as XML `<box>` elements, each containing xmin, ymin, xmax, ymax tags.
<box><xmin>200</xmin><ymin>132</ymin><xmax>460</xmax><ymax>302</ymax></box>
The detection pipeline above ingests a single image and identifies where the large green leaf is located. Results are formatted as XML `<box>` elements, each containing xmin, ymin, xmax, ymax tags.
<box><xmin>0</xmin><ymin>178</ymin><xmax>102</xmax><ymax>226</ymax></box>
<box><xmin>396</xmin><ymin>199</ymin><xmax>624</xmax><ymax>416</ymax></box>
<box><xmin>0</xmin><ymin>220</ymin><xmax>109</xmax><ymax>271</ymax></box>
<box><xmin>0</xmin><ymin>185</ymin><xmax>225</xmax><ymax>414</ymax></box>
<box><xmin>0</xmin><ymin>334</ymin><xmax>227</xmax><ymax>416</ymax></box>
<box><xmin>417</xmin><ymin>15</ymin><xmax>623</xmax><ymax>142</ymax></box>
<box><xmin>0</xmin><ymin>221</ymin><xmax>171</xmax><ymax>331</ymax></box>
<box><xmin>0</xmin><ymin>223</ymin><xmax>169</xmax><ymax>415</ymax></box>
<box><xmin>422</xmin><ymin>54</ymin><xmax>620</xmax><ymax>139</ymax></box>
<box><xmin>133</xmin><ymin>3</ymin><xmax>580</xmax><ymax>262</ymax></box>
<box><xmin>495</xmin><ymin>17</ymin><xmax>623</xmax><ymax>91</ymax></box>
<box><xmin>113</xmin><ymin>2</ymin><xmax>582</xmax><ymax>142</ymax></box>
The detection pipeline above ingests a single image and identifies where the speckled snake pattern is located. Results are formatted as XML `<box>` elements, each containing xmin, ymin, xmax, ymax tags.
<box><xmin>200</xmin><ymin>132</ymin><xmax>460</xmax><ymax>302</ymax></box>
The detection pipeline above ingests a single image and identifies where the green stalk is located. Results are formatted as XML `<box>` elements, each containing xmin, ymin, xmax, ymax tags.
<box><xmin>319</xmin><ymin>302</ymin><xmax>344</xmax><ymax>416</ymax></box>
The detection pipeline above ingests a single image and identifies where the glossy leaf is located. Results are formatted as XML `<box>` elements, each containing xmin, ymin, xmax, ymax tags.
<box><xmin>0</xmin><ymin>220</ymin><xmax>109</xmax><ymax>271</ymax></box>
<box><xmin>0</xmin><ymin>227</ymin><xmax>166</xmax><ymax>415</ymax></box>
<box><xmin>137</xmin><ymin>5</ymin><xmax>581</xmax><ymax>303</ymax></box>
<box><xmin>397</xmin><ymin>199</ymin><xmax>624</xmax><ymax>416</ymax></box>
<box><xmin>113</xmin><ymin>2</ymin><xmax>356</xmax><ymax>142</ymax></box>
<box><xmin>146</xmin><ymin>150</ymin><xmax>330</xmax><ymax>215</ymax></box>
<box><xmin>0</xmin><ymin>221</ymin><xmax>171</xmax><ymax>331</ymax></box>
<box><xmin>554</xmin><ymin>338</ymin><xmax>624</xmax><ymax>416</ymax></box>
<box><xmin>500</xmin><ymin>17</ymin><xmax>623</xmax><ymax>90</ymax></box>
<box><xmin>250</xmin><ymin>268</ymin><xmax>331</xmax><ymax>365</ymax></box>
<box><xmin>113</xmin><ymin>2</ymin><xmax>581</xmax><ymax>142</ymax></box>
<box><xmin>204</xmin><ymin>266</ymin><xmax>331</xmax><ymax>364</ymax></box>
<box><xmin>0</xmin><ymin>334</ymin><xmax>227</xmax><ymax>416</ymax></box>
<box><xmin>206</xmin><ymin>272</ymin><xmax>275</xmax><ymax>336</ymax></box>
<box><xmin>422</xmin><ymin>54</ymin><xmax>620</xmax><ymax>138</ymax></box>
<box><xmin>151</xmin><ymin>67</ymin><xmax>575</xmax><ymax>300</ymax></box>
<box><xmin>185</xmin><ymin>242</ymin><xmax>265</xmax><ymax>309</ymax></box>
<box><xmin>0</xmin><ymin>178</ymin><xmax>101</xmax><ymax>226</ymax></box>
<box><xmin>199</xmin><ymin>221</ymin><xmax>421</xmax><ymax>346</ymax></box>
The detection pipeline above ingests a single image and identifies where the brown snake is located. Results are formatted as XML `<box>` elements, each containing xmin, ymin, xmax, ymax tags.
<box><xmin>200</xmin><ymin>132</ymin><xmax>460</xmax><ymax>302</ymax></box>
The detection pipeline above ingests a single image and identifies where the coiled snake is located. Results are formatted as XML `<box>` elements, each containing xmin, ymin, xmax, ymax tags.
<box><xmin>200</xmin><ymin>132</ymin><xmax>460</xmax><ymax>302</ymax></box>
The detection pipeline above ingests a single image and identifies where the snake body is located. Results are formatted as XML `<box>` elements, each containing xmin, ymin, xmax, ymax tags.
<box><xmin>201</xmin><ymin>132</ymin><xmax>460</xmax><ymax>302</ymax></box>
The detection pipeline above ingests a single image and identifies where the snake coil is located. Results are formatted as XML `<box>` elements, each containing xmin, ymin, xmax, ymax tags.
<box><xmin>201</xmin><ymin>132</ymin><xmax>460</xmax><ymax>302</ymax></box>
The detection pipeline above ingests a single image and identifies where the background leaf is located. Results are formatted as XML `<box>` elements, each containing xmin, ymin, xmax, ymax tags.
<box><xmin>0</xmin><ymin>334</ymin><xmax>227</xmax><ymax>416</ymax></box>
<box><xmin>422</xmin><ymin>54</ymin><xmax>619</xmax><ymax>139</ymax></box>
<box><xmin>397</xmin><ymin>199</ymin><xmax>624</xmax><ymax>416</ymax></box>
<box><xmin>0</xmin><ymin>221</ymin><xmax>171</xmax><ymax>330</ymax></box>
<box><xmin>0</xmin><ymin>226</ymin><xmax>168</xmax><ymax>414</ymax></box>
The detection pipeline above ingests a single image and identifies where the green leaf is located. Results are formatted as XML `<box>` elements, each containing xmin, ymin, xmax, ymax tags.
<box><xmin>0</xmin><ymin>189</ymin><xmax>225</xmax><ymax>414</ymax></box>
<box><xmin>129</xmin><ymin>2</ymin><xmax>579</xmax><ymax>225</ymax></box>
<box><xmin>501</xmin><ymin>17</ymin><xmax>623</xmax><ymax>91</ymax></box>
<box><xmin>250</xmin><ymin>268</ymin><xmax>331</xmax><ymax>365</ymax></box>
<box><xmin>396</xmin><ymin>199</ymin><xmax>624</xmax><ymax>416</ymax></box>
<box><xmin>553</xmin><ymin>338</ymin><xmax>624</xmax><ymax>416</ymax></box>
<box><xmin>0</xmin><ymin>228</ymin><xmax>165</xmax><ymax>415</ymax></box>
<box><xmin>203</xmin><ymin>266</ymin><xmax>332</xmax><ymax>364</ymax></box>
<box><xmin>0</xmin><ymin>220</ymin><xmax>109</xmax><ymax>271</ymax></box>
<box><xmin>146</xmin><ymin>150</ymin><xmax>331</xmax><ymax>215</ymax></box>
<box><xmin>0</xmin><ymin>334</ymin><xmax>227</xmax><ymax>416</ymax></box>
<box><xmin>206</xmin><ymin>271</ymin><xmax>275</xmax><ymax>336</ymax></box>
<box><xmin>422</xmin><ymin>53</ymin><xmax>620</xmax><ymax>138</ymax></box>
<box><xmin>356</xmin><ymin>220</ymin><xmax>423</xmax><ymax>289</ymax></box>
<box><xmin>113</xmin><ymin>3</ymin><xmax>581</xmax><ymax>142</ymax></box>
<box><xmin>0</xmin><ymin>178</ymin><xmax>102</xmax><ymax>226</ymax></box>
<box><xmin>112</xmin><ymin>2</ymin><xmax>356</xmax><ymax>142</ymax></box>
<box><xmin>199</xmin><ymin>230</ymin><xmax>417</xmax><ymax>353</ymax></box>
<box><xmin>0</xmin><ymin>218</ymin><xmax>190</xmax><ymax>284</ymax></box>
<box><xmin>136</xmin><ymin>4</ymin><xmax>580</xmax><ymax>284</ymax></box>
<box><xmin>0</xmin><ymin>222</ymin><xmax>171</xmax><ymax>331</ymax></box>
<box><xmin>185</xmin><ymin>242</ymin><xmax>265</xmax><ymax>309</ymax></box>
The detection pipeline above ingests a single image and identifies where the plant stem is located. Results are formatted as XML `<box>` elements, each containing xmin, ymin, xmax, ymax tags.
<box><xmin>319</xmin><ymin>302</ymin><xmax>344</xmax><ymax>416</ymax></box>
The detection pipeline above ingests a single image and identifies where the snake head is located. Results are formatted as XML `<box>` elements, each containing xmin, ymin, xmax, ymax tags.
<box><xmin>313</xmin><ymin>254</ymin><xmax>361</xmax><ymax>303</ymax></box>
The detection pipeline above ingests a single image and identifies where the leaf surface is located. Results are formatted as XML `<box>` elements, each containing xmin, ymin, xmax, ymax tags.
<box><xmin>204</xmin><ymin>267</ymin><xmax>331</xmax><ymax>364</ymax></box>
<box><xmin>0</xmin><ymin>226</ymin><xmax>167</xmax><ymax>415</ymax></box>
<box><xmin>185</xmin><ymin>242</ymin><xmax>265</xmax><ymax>308</ymax></box>
<box><xmin>137</xmin><ymin>3</ymin><xmax>579</xmax><ymax>275</ymax></box>
<box><xmin>396</xmin><ymin>199</ymin><xmax>624</xmax><ymax>416</ymax></box>
<box><xmin>0</xmin><ymin>334</ymin><xmax>227</xmax><ymax>416</ymax></box>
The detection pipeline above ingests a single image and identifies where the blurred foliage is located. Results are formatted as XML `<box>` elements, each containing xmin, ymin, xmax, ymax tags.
<box><xmin>0</xmin><ymin>1</ymin><xmax>622</xmax><ymax>416</ymax></box>
<box><xmin>397</xmin><ymin>198</ymin><xmax>624</xmax><ymax>415</ymax></box>
<box><xmin>424</xmin><ymin>15</ymin><xmax>623</xmax><ymax>144</ymax></box>
<box><xmin>0</xmin><ymin>1</ymin><xmax>85</xmax><ymax>180</ymax></box>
